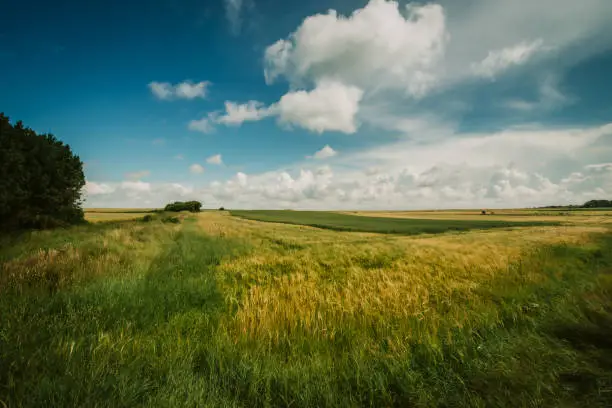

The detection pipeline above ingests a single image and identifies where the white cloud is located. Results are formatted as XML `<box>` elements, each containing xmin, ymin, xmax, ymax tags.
<box><xmin>216</xmin><ymin>101</ymin><xmax>273</xmax><ymax>125</ymax></box>
<box><xmin>277</xmin><ymin>81</ymin><xmax>363</xmax><ymax>133</ymax></box>
<box><xmin>148</xmin><ymin>82</ymin><xmax>173</xmax><ymax>100</ymax></box>
<box><xmin>84</xmin><ymin>122</ymin><xmax>612</xmax><ymax>209</ymax></box>
<box><xmin>471</xmin><ymin>39</ymin><xmax>544</xmax><ymax>78</ymax></box>
<box><xmin>264</xmin><ymin>0</ymin><xmax>447</xmax><ymax>97</ymax></box>
<box><xmin>206</xmin><ymin>154</ymin><xmax>223</xmax><ymax>165</ymax></box>
<box><xmin>504</xmin><ymin>74</ymin><xmax>574</xmax><ymax>112</ymax></box>
<box><xmin>174</xmin><ymin>154</ymin><xmax>184</xmax><ymax>160</ymax></box>
<box><xmin>189</xmin><ymin>164</ymin><xmax>205</xmax><ymax>174</ymax></box>
<box><xmin>148</xmin><ymin>81</ymin><xmax>210</xmax><ymax>100</ymax></box>
<box><xmin>209</xmin><ymin>81</ymin><xmax>363</xmax><ymax>134</ymax></box>
<box><xmin>308</xmin><ymin>145</ymin><xmax>337</xmax><ymax>160</ymax></box>
<box><xmin>84</xmin><ymin>181</ymin><xmax>114</xmax><ymax>196</ymax></box>
<box><xmin>83</xmin><ymin>181</ymin><xmax>197</xmax><ymax>208</ymax></box>
<box><xmin>224</xmin><ymin>0</ymin><xmax>250</xmax><ymax>35</ymax></box>
<box><xmin>585</xmin><ymin>163</ymin><xmax>612</xmax><ymax>172</ymax></box>
<box><xmin>125</xmin><ymin>170</ymin><xmax>150</xmax><ymax>181</ymax></box>
<box><xmin>188</xmin><ymin>113</ymin><xmax>218</xmax><ymax>133</ymax></box>
<box><xmin>120</xmin><ymin>181</ymin><xmax>151</xmax><ymax>193</ymax></box>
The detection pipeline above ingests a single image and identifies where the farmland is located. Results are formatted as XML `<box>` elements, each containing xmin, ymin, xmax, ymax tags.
<box><xmin>230</xmin><ymin>210</ymin><xmax>559</xmax><ymax>235</ymax></box>
<box><xmin>1</xmin><ymin>210</ymin><xmax>611</xmax><ymax>407</ymax></box>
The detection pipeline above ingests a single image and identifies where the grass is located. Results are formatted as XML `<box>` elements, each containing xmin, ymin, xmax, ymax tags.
<box><xmin>85</xmin><ymin>208</ymin><xmax>159</xmax><ymax>223</ymax></box>
<box><xmin>1</xmin><ymin>211</ymin><xmax>611</xmax><ymax>407</ymax></box>
<box><xmin>230</xmin><ymin>210</ymin><xmax>559</xmax><ymax>235</ymax></box>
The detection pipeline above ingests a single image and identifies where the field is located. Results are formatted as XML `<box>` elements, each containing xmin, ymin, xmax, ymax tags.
<box><xmin>84</xmin><ymin>209</ymin><xmax>157</xmax><ymax>223</ymax></box>
<box><xmin>1</xmin><ymin>210</ymin><xmax>612</xmax><ymax>407</ymax></box>
<box><xmin>231</xmin><ymin>210</ymin><xmax>559</xmax><ymax>234</ymax></box>
<box><xmin>342</xmin><ymin>209</ymin><xmax>612</xmax><ymax>225</ymax></box>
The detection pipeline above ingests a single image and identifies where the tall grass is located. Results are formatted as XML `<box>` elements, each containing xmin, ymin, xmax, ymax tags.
<box><xmin>1</xmin><ymin>213</ymin><xmax>611</xmax><ymax>407</ymax></box>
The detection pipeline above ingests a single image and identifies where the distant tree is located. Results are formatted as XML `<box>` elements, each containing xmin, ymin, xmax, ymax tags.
<box><xmin>0</xmin><ymin>113</ymin><xmax>85</xmax><ymax>230</ymax></box>
<box><xmin>582</xmin><ymin>199</ymin><xmax>612</xmax><ymax>208</ymax></box>
<box><xmin>219</xmin><ymin>207</ymin><xmax>225</xmax><ymax>211</ymax></box>
<box><xmin>164</xmin><ymin>201</ymin><xmax>202</xmax><ymax>212</ymax></box>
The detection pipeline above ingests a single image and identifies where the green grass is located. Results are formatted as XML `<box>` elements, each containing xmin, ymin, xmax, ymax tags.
<box><xmin>231</xmin><ymin>210</ymin><xmax>559</xmax><ymax>235</ymax></box>
<box><xmin>1</xmin><ymin>213</ymin><xmax>611</xmax><ymax>407</ymax></box>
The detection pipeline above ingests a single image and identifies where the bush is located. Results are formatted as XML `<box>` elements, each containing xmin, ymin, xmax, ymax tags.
<box><xmin>161</xmin><ymin>216</ymin><xmax>180</xmax><ymax>224</ymax></box>
<box><xmin>219</xmin><ymin>207</ymin><xmax>225</xmax><ymax>211</ymax></box>
<box><xmin>0</xmin><ymin>113</ymin><xmax>85</xmax><ymax>230</ymax></box>
<box><xmin>164</xmin><ymin>201</ymin><xmax>202</xmax><ymax>213</ymax></box>
<box><xmin>141</xmin><ymin>215</ymin><xmax>154</xmax><ymax>222</ymax></box>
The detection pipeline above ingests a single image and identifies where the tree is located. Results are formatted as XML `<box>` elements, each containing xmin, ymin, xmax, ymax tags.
<box><xmin>582</xmin><ymin>199</ymin><xmax>612</xmax><ymax>208</ymax></box>
<box><xmin>0</xmin><ymin>113</ymin><xmax>85</xmax><ymax>230</ymax></box>
<box><xmin>163</xmin><ymin>201</ymin><xmax>202</xmax><ymax>212</ymax></box>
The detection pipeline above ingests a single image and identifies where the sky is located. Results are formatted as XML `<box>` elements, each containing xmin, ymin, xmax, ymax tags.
<box><xmin>1</xmin><ymin>0</ymin><xmax>612</xmax><ymax>209</ymax></box>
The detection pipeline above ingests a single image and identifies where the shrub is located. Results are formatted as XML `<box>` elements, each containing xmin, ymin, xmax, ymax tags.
<box><xmin>161</xmin><ymin>216</ymin><xmax>180</xmax><ymax>224</ymax></box>
<box><xmin>219</xmin><ymin>207</ymin><xmax>225</xmax><ymax>211</ymax></box>
<box><xmin>164</xmin><ymin>201</ymin><xmax>202</xmax><ymax>213</ymax></box>
<box><xmin>141</xmin><ymin>215</ymin><xmax>154</xmax><ymax>222</ymax></box>
<box><xmin>0</xmin><ymin>113</ymin><xmax>85</xmax><ymax>230</ymax></box>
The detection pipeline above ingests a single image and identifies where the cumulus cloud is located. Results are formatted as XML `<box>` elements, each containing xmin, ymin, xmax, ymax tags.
<box><xmin>84</xmin><ymin>181</ymin><xmax>197</xmax><ymax>208</ymax></box>
<box><xmin>264</xmin><ymin>0</ymin><xmax>447</xmax><ymax>97</ymax></box>
<box><xmin>85</xmin><ymin>181</ymin><xmax>114</xmax><ymax>196</ymax></box>
<box><xmin>206</xmin><ymin>154</ymin><xmax>223</xmax><ymax>165</ymax></box>
<box><xmin>277</xmin><ymin>81</ymin><xmax>363</xmax><ymax>133</ymax></box>
<box><xmin>308</xmin><ymin>145</ymin><xmax>337</xmax><ymax>160</ymax></box>
<box><xmin>216</xmin><ymin>101</ymin><xmax>273</xmax><ymax>125</ymax></box>
<box><xmin>149</xmin><ymin>80</ymin><xmax>210</xmax><ymax>100</ymax></box>
<box><xmin>125</xmin><ymin>170</ymin><xmax>150</xmax><ymax>181</ymax></box>
<box><xmin>189</xmin><ymin>164</ymin><xmax>205</xmax><ymax>174</ymax></box>
<box><xmin>84</xmin><ymin>121</ymin><xmax>612</xmax><ymax>209</ymax></box>
<box><xmin>471</xmin><ymin>39</ymin><xmax>544</xmax><ymax>78</ymax></box>
<box><xmin>188</xmin><ymin>113</ymin><xmax>218</xmax><ymax>134</ymax></box>
<box><xmin>205</xmin><ymin>81</ymin><xmax>363</xmax><ymax>134</ymax></box>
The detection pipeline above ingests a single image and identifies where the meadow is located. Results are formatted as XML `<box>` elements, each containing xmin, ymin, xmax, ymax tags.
<box><xmin>1</xmin><ymin>209</ymin><xmax>611</xmax><ymax>407</ymax></box>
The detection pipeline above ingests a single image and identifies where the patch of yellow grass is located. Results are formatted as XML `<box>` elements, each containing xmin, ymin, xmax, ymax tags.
<box><xmin>196</xmin><ymin>212</ymin><xmax>606</xmax><ymax>344</ymax></box>
<box><xmin>85</xmin><ymin>212</ymin><xmax>152</xmax><ymax>222</ymax></box>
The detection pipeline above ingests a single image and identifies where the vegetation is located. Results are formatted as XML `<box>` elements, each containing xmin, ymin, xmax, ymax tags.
<box><xmin>164</xmin><ymin>201</ymin><xmax>202</xmax><ymax>213</ymax></box>
<box><xmin>1</xmin><ymin>211</ymin><xmax>611</xmax><ymax>407</ymax></box>
<box><xmin>583</xmin><ymin>199</ymin><xmax>612</xmax><ymax>208</ymax></box>
<box><xmin>0</xmin><ymin>114</ymin><xmax>85</xmax><ymax>230</ymax></box>
<box><xmin>538</xmin><ymin>199</ymin><xmax>612</xmax><ymax>209</ymax></box>
<box><xmin>230</xmin><ymin>210</ymin><xmax>559</xmax><ymax>235</ymax></box>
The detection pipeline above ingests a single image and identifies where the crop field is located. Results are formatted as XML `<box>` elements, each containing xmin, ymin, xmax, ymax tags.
<box><xmin>1</xmin><ymin>210</ymin><xmax>612</xmax><ymax>407</ymax></box>
<box><xmin>230</xmin><ymin>210</ymin><xmax>559</xmax><ymax>235</ymax></box>
<box><xmin>341</xmin><ymin>209</ymin><xmax>612</xmax><ymax>225</ymax></box>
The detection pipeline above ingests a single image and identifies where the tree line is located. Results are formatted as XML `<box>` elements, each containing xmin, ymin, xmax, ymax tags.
<box><xmin>0</xmin><ymin>113</ymin><xmax>85</xmax><ymax>230</ymax></box>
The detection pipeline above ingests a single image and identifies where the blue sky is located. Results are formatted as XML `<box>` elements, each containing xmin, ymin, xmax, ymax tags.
<box><xmin>2</xmin><ymin>0</ymin><xmax>612</xmax><ymax>209</ymax></box>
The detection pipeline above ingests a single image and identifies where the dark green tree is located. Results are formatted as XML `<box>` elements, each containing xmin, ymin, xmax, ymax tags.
<box><xmin>164</xmin><ymin>201</ymin><xmax>202</xmax><ymax>212</ymax></box>
<box><xmin>582</xmin><ymin>199</ymin><xmax>612</xmax><ymax>208</ymax></box>
<box><xmin>0</xmin><ymin>113</ymin><xmax>86</xmax><ymax>230</ymax></box>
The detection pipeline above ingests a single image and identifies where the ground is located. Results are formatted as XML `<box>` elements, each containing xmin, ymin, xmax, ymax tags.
<box><xmin>1</xmin><ymin>209</ymin><xmax>611</xmax><ymax>407</ymax></box>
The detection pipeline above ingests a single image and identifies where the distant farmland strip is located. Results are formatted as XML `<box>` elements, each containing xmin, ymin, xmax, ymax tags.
<box><xmin>230</xmin><ymin>210</ymin><xmax>559</xmax><ymax>235</ymax></box>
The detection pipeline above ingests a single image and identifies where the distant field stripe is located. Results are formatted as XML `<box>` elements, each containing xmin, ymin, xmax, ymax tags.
<box><xmin>230</xmin><ymin>210</ymin><xmax>559</xmax><ymax>235</ymax></box>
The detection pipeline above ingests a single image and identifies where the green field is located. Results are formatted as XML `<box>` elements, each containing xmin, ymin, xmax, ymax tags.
<box><xmin>1</xmin><ymin>211</ymin><xmax>611</xmax><ymax>407</ymax></box>
<box><xmin>231</xmin><ymin>210</ymin><xmax>559</xmax><ymax>234</ymax></box>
